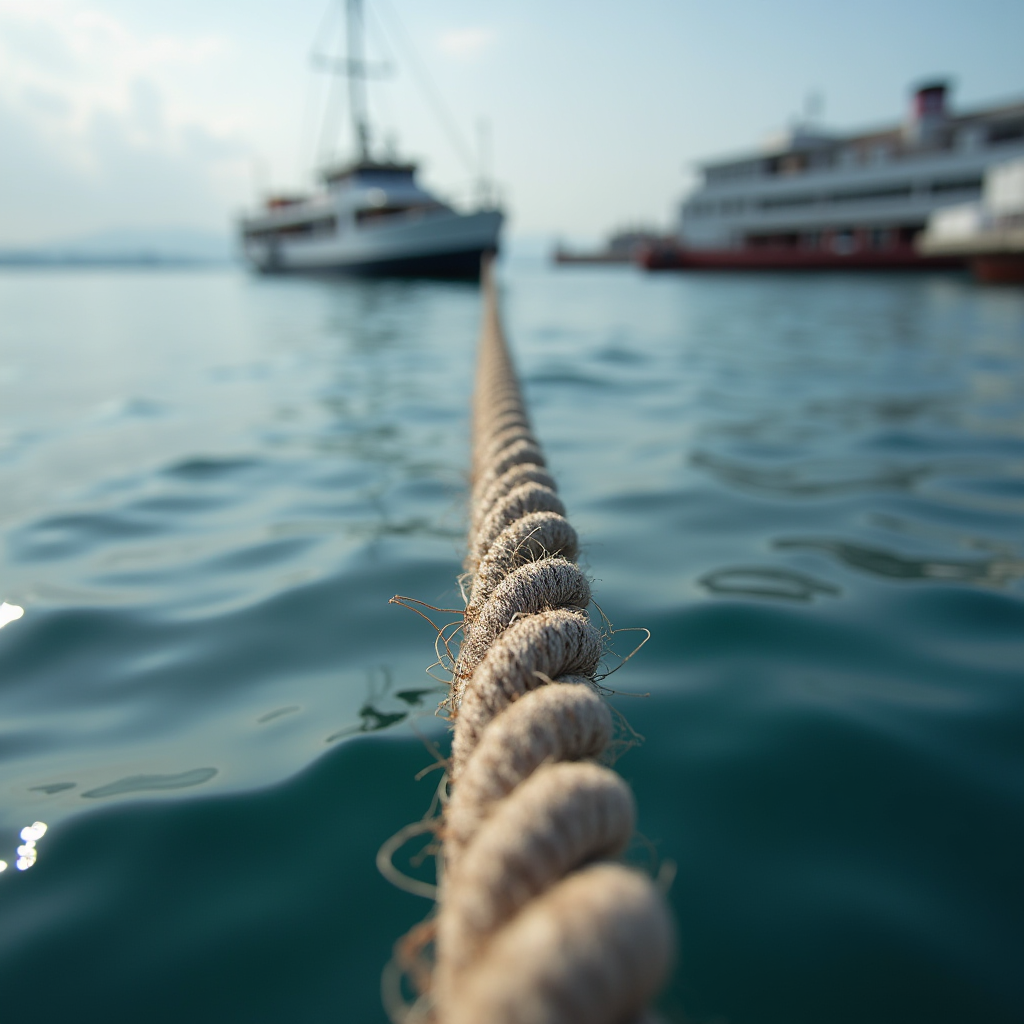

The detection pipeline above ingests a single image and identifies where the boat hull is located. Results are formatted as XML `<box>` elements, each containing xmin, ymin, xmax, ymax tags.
<box><xmin>244</xmin><ymin>209</ymin><xmax>502</xmax><ymax>279</ymax></box>
<box><xmin>919</xmin><ymin>227</ymin><xmax>1024</xmax><ymax>284</ymax></box>
<box><xmin>271</xmin><ymin>245</ymin><xmax>495</xmax><ymax>279</ymax></box>
<box><xmin>971</xmin><ymin>254</ymin><xmax>1024</xmax><ymax>284</ymax></box>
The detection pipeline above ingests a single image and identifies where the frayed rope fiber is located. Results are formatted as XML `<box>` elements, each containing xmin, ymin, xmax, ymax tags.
<box><xmin>424</xmin><ymin>257</ymin><xmax>673</xmax><ymax>1023</ymax></box>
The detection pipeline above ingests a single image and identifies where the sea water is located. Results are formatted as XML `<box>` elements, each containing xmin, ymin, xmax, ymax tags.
<box><xmin>0</xmin><ymin>260</ymin><xmax>1021</xmax><ymax>1022</ymax></box>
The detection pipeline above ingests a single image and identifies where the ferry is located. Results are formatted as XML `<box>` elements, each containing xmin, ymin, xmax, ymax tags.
<box><xmin>643</xmin><ymin>82</ymin><xmax>1024</xmax><ymax>271</ymax></box>
<box><xmin>239</xmin><ymin>1</ymin><xmax>502</xmax><ymax>278</ymax></box>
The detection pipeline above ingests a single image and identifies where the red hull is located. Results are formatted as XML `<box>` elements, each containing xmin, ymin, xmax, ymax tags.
<box><xmin>971</xmin><ymin>254</ymin><xmax>1024</xmax><ymax>285</ymax></box>
<box><xmin>640</xmin><ymin>244</ymin><xmax>966</xmax><ymax>273</ymax></box>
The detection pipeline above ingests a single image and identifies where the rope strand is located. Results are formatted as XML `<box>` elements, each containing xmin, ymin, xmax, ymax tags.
<box><xmin>428</xmin><ymin>258</ymin><xmax>673</xmax><ymax>1023</ymax></box>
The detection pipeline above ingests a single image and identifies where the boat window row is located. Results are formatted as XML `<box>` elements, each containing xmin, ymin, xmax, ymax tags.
<box><xmin>243</xmin><ymin>201</ymin><xmax>451</xmax><ymax>241</ymax></box>
<box><xmin>685</xmin><ymin>176</ymin><xmax>982</xmax><ymax>217</ymax></box>
<box><xmin>703</xmin><ymin>118</ymin><xmax>1024</xmax><ymax>186</ymax></box>
<box><xmin>244</xmin><ymin>216</ymin><xmax>337</xmax><ymax>241</ymax></box>
<box><xmin>744</xmin><ymin>226</ymin><xmax>922</xmax><ymax>252</ymax></box>
<box><xmin>354</xmin><ymin>202</ymin><xmax>447</xmax><ymax>226</ymax></box>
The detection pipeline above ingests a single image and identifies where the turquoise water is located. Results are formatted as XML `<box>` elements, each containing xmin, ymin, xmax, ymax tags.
<box><xmin>0</xmin><ymin>262</ymin><xmax>1021</xmax><ymax>1022</ymax></box>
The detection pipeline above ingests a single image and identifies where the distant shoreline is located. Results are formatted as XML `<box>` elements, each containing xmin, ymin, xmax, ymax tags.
<box><xmin>0</xmin><ymin>252</ymin><xmax>237</xmax><ymax>268</ymax></box>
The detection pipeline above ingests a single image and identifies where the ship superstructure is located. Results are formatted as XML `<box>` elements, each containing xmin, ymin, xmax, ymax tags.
<box><xmin>239</xmin><ymin>0</ymin><xmax>502</xmax><ymax>277</ymax></box>
<box><xmin>241</xmin><ymin>161</ymin><xmax>501</xmax><ymax>277</ymax></box>
<box><xmin>649</xmin><ymin>83</ymin><xmax>1024</xmax><ymax>270</ymax></box>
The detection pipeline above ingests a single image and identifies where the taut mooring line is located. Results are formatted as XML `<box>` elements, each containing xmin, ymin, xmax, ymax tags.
<box><xmin>390</xmin><ymin>257</ymin><xmax>673</xmax><ymax>1024</ymax></box>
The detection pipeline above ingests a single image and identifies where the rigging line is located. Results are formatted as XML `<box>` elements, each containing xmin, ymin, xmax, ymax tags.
<box><xmin>298</xmin><ymin>1</ymin><xmax>341</xmax><ymax>180</ymax></box>
<box><xmin>346</xmin><ymin>0</ymin><xmax>371</xmax><ymax>160</ymax></box>
<box><xmin>361</xmin><ymin>0</ymin><xmax>401</xmax><ymax>152</ymax></box>
<box><xmin>370</xmin><ymin>0</ymin><xmax>478</xmax><ymax>176</ymax></box>
<box><xmin>315</xmin><ymin>2</ymin><xmax>350</xmax><ymax>167</ymax></box>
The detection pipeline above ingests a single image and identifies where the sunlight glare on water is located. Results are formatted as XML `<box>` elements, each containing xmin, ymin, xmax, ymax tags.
<box><xmin>0</xmin><ymin>602</ymin><xmax>24</xmax><ymax>628</ymax></box>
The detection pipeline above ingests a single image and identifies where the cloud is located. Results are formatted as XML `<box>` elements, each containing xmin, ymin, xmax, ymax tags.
<box><xmin>436</xmin><ymin>27</ymin><xmax>495</xmax><ymax>60</ymax></box>
<box><xmin>0</xmin><ymin>1</ymin><xmax>248</xmax><ymax>243</ymax></box>
<box><xmin>0</xmin><ymin>1</ymin><xmax>228</xmax><ymax>124</ymax></box>
<box><xmin>0</xmin><ymin>91</ymin><xmax>245</xmax><ymax>244</ymax></box>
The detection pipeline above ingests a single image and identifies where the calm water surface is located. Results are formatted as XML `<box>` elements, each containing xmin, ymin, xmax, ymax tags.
<box><xmin>0</xmin><ymin>261</ymin><xmax>1021</xmax><ymax>1022</ymax></box>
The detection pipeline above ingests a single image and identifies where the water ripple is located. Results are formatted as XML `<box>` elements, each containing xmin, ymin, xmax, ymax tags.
<box><xmin>691</xmin><ymin>449</ymin><xmax>929</xmax><ymax>497</ymax></box>
<box><xmin>776</xmin><ymin>538</ymin><xmax>1024</xmax><ymax>586</ymax></box>
<box><xmin>0</xmin><ymin>266</ymin><xmax>1020</xmax><ymax>1024</ymax></box>
<box><xmin>81</xmin><ymin>768</ymin><xmax>218</xmax><ymax>799</ymax></box>
<box><xmin>699</xmin><ymin>566</ymin><xmax>840</xmax><ymax>602</ymax></box>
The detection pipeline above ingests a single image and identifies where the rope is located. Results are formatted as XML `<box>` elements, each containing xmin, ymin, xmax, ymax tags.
<box><xmin>428</xmin><ymin>258</ymin><xmax>673</xmax><ymax>1023</ymax></box>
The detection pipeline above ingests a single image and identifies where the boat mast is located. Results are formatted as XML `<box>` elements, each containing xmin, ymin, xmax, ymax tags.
<box><xmin>346</xmin><ymin>0</ymin><xmax>371</xmax><ymax>162</ymax></box>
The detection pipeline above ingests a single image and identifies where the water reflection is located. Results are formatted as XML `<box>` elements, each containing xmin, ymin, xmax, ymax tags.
<box><xmin>325</xmin><ymin>668</ymin><xmax>440</xmax><ymax>743</ymax></box>
<box><xmin>699</xmin><ymin>567</ymin><xmax>840</xmax><ymax>602</ymax></box>
<box><xmin>871</xmin><ymin>512</ymin><xmax>1023</xmax><ymax>558</ymax></box>
<box><xmin>395</xmin><ymin>689</ymin><xmax>435</xmax><ymax>706</ymax></box>
<box><xmin>775</xmin><ymin>538</ymin><xmax>1024</xmax><ymax>585</ymax></box>
<box><xmin>257</xmin><ymin>705</ymin><xmax>300</xmax><ymax>724</ymax></box>
<box><xmin>691</xmin><ymin>450</ymin><xmax>927</xmax><ymax>497</ymax></box>
<box><xmin>81</xmin><ymin>768</ymin><xmax>217</xmax><ymax>799</ymax></box>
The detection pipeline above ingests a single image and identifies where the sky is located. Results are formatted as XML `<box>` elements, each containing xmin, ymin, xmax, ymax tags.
<box><xmin>1</xmin><ymin>0</ymin><xmax>1023</xmax><ymax>247</ymax></box>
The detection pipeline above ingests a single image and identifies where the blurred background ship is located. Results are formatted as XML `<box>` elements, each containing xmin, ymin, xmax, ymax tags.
<box><xmin>553</xmin><ymin>227</ymin><xmax>664</xmax><ymax>265</ymax></box>
<box><xmin>636</xmin><ymin>81</ymin><xmax>1024</xmax><ymax>272</ymax></box>
<box><xmin>239</xmin><ymin>0</ymin><xmax>502</xmax><ymax>278</ymax></box>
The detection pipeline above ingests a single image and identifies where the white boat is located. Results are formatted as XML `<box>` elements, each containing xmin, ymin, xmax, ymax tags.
<box><xmin>239</xmin><ymin>1</ymin><xmax>502</xmax><ymax>278</ymax></box>
<box><xmin>645</xmin><ymin>81</ymin><xmax>1024</xmax><ymax>271</ymax></box>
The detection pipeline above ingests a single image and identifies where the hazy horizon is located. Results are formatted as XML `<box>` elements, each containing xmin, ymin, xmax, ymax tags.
<box><xmin>2</xmin><ymin>0</ymin><xmax>1023</xmax><ymax>248</ymax></box>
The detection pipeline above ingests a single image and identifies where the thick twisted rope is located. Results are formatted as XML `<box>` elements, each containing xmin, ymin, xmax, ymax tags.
<box><xmin>431</xmin><ymin>259</ymin><xmax>673</xmax><ymax>1023</ymax></box>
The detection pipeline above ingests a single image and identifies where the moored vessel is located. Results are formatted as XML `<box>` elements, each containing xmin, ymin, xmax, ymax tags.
<box><xmin>239</xmin><ymin>0</ymin><xmax>502</xmax><ymax>278</ymax></box>
<box><xmin>553</xmin><ymin>228</ymin><xmax>663</xmax><ymax>265</ymax></box>
<box><xmin>644</xmin><ymin>82</ymin><xmax>1024</xmax><ymax>272</ymax></box>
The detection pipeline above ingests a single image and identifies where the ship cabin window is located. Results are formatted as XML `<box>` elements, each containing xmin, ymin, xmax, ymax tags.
<box><xmin>746</xmin><ymin>232</ymin><xmax>801</xmax><ymax>250</ymax></box>
<box><xmin>244</xmin><ymin>216</ymin><xmax>337</xmax><ymax>241</ymax></box>
<box><xmin>829</xmin><ymin>184</ymin><xmax>912</xmax><ymax>203</ymax></box>
<box><xmin>929</xmin><ymin>177</ymin><xmax>982</xmax><ymax>195</ymax></box>
<box><xmin>988</xmin><ymin>120</ymin><xmax>1024</xmax><ymax>145</ymax></box>
<box><xmin>957</xmin><ymin>126</ymin><xmax>985</xmax><ymax>151</ymax></box>
<box><xmin>801</xmin><ymin>231</ymin><xmax>821</xmax><ymax>250</ymax></box>
<box><xmin>355</xmin><ymin>202</ymin><xmax>446</xmax><ymax>226</ymax></box>
<box><xmin>778</xmin><ymin>153</ymin><xmax>807</xmax><ymax>176</ymax></box>
<box><xmin>831</xmin><ymin>229</ymin><xmax>856</xmax><ymax>254</ymax></box>
<box><xmin>760</xmin><ymin>193</ymin><xmax>817</xmax><ymax>210</ymax></box>
<box><xmin>869</xmin><ymin>228</ymin><xmax>891</xmax><ymax>250</ymax></box>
